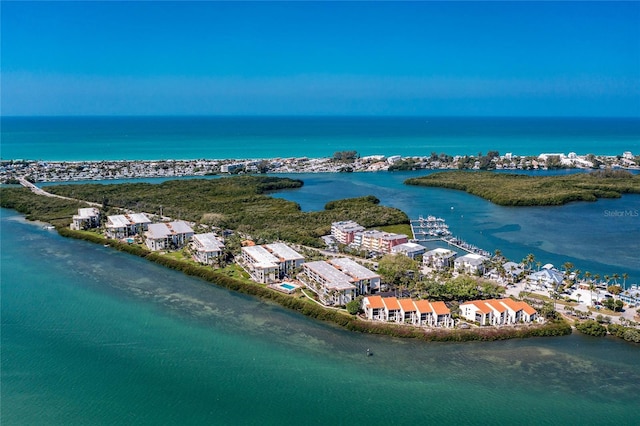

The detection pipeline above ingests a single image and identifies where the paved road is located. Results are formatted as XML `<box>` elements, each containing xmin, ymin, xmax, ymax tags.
<box><xmin>18</xmin><ymin>178</ymin><xmax>102</xmax><ymax>207</ymax></box>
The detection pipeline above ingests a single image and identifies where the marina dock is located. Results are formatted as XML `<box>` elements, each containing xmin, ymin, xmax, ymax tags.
<box><xmin>411</xmin><ymin>215</ymin><xmax>492</xmax><ymax>257</ymax></box>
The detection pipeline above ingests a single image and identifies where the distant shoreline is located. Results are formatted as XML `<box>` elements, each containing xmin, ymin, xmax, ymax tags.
<box><xmin>2</xmin><ymin>150</ymin><xmax>638</xmax><ymax>184</ymax></box>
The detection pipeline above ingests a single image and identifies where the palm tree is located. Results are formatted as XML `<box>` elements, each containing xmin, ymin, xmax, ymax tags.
<box><xmin>584</xmin><ymin>271</ymin><xmax>592</xmax><ymax>285</ymax></box>
<box><xmin>536</xmin><ymin>261</ymin><xmax>542</xmax><ymax>272</ymax></box>
<box><xmin>612</xmin><ymin>273</ymin><xmax>620</xmax><ymax>286</ymax></box>
<box><xmin>622</xmin><ymin>273</ymin><xmax>629</xmax><ymax>289</ymax></box>
<box><xmin>526</xmin><ymin>253</ymin><xmax>535</xmax><ymax>271</ymax></box>
<box><xmin>589</xmin><ymin>282</ymin><xmax>597</xmax><ymax>306</ymax></box>
<box><xmin>562</xmin><ymin>261</ymin><xmax>574</xmax><ymax>278</ymax></box>
<box><xmin>604</xmin><ymin>275</ymin><xmax>610</xmax><ymax>286</ymax></box>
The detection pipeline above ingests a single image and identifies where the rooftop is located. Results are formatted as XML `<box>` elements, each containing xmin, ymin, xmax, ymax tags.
<box><xmin>303</xmin><ymin>261</ymin><xmax>355</xmax><ymax>290</ymax></box>
<box><xmin>328</xmin><ymin>257</ymin><xmax>379</xmax><ymax>280</ymax></box>
<box><xmin>192</xmin><ymin>232</ymin><xmax>224</xmax><ymax>251</ymax></box>
<box><xmin>243</xmin><ymin>245</ymin><xmax>280</xmax><ymax>267</ymax></box>
<box><xmin>146</xmin><ymin>221</ymin><xmax>194</xmax><ymax>239</ymax></box>
<box><xmin>364</xmin><ymin>295</ymin><xmax>385</xmax><ymax>310</ymax></box>
<box><xmin>265</xmin><ymin>243</ymin><xmax>304</xmax><ymax>262</ymax></box>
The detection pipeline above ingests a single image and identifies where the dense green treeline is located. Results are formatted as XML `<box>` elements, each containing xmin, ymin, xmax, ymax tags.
<box><xmin>0</xmin><ymin>187</ymin><xmax>85</xmax><ymax>226</ymax></box>
<box><xmin>4</xmin><ymin>176</ymin><xmax>408</xmax><ymax>247</ymax></box>
<box><xmin>575</xmin><ymin>320</ymin><xmax>640</xmax><ymax>343</ymax></box>
<box><xmin>405</xmin><ymin>170</ymin><xmax>640</xmax><ymax>206</ymax></box>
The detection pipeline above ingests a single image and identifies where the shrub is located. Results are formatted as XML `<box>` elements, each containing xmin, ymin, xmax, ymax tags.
<box><xmin>576</xmin><ymin>320</ymin><xmax>607</xmax><ymax>337</ymax></box>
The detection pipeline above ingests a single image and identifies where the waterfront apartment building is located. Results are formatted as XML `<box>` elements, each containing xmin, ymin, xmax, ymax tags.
<box><xmin>301</xmin><ymin>261</ymin><xmax>357</xmax><ymax>306</ymax></box>
<box><xmin>527</xmin><ymin>268</ymin><xmax>565</xmax><ymax>289</ymax></box>
<box><xmin>264</xmin><ymin>243</ymin><xmax>305</xmax><ymax>277</ymax></box>
<box><xmin>391</xmin><ymin>242</ymin><xmax>426</xmax><ymax>259</ymax></box>
<box><xmin>241</xmin><ymin>243</ymin><xmax>305</xmax><ymax>283</ymax></box>
<box><xmin>327</xmin><ymin>257</ymin><xmax>380</xmax><ymax>295</ymax></box>
<box><xmin>459</xmin><ymin>299</ymin><xmax>538</xmax><ymax>326</ymax></box>
<box><xmin>71</xmin><ymin>207</ymin><xmax>100</xmax><ymax>231</ymax></box>
<box><xmin>353</xmin><ymin>230</ymin><xmax>408</xmax><ymax>254</ymax></box>
<box><xmin>362</xmin><ymin>296</ymin><xmax>453</xmax><ymax>327</ymax></box>
<box><xmin>454</xmin><ymin>253</ymin><xmax>489</xmax><ymax>275</ymax></box>
<box><xmin>331</xmin><ymin>220</ymin><xmax>365</xmax><ymax>245</ymax></box>
<box><xmin>191</xmin><ymin>232</ymin><xmax>225</xmax><ymax>265</ymax></box>
<box><xmin>145</xmin><ymin>221</ymin><xmax>195</xmax><ymax>251</ymax></box>
<box><xmin>423</xmin><ymin>248</ymin><xmax>457</xmax><ymax>270</ymax></box>
<box><xmin>105</xmin><ymin>213</ymin><xmax>152</xmax><ymax>239</ymax></box>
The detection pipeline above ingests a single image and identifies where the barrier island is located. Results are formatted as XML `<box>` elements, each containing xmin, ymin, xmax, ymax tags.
<box><xmin>405</xmin><ymin>170</ymin><xmax>640</xmax><ymax>206</ymax></box>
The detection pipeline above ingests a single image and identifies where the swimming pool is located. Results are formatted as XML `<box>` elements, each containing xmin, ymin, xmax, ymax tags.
<box><xmin>126</xmin><ymin>238</ymin><xmax>135</xmax><ymax>244</ymax></box>
<box><xmin>280</xmin><ymin>283</ymin><xmax>296</xmax><ymax>291</ymax></box>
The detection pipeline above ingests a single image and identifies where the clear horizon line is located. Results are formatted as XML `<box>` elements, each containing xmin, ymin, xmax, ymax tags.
<box><xmin>2</xmin><ymin>114</ymin><xmax>640</xmax><ymax>120</ymax></box>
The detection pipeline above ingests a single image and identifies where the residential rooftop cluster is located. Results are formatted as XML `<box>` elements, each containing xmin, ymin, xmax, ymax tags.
<box><xmin>2</xmin><ymin>150</ymin><xmax>638</xmax><ymax>183</ymax></box>
<box><xmin>66</xmin><ymin>204</ymin><xmax>639</xmax><ymax>330</ymax></box>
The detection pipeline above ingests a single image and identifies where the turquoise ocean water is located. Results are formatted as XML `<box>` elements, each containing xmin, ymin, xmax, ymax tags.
<box><xmin>2</xmin><ymin>116</ymin><xmax>639</xmax><ymax>161</ymax></box>
<box><xmin>2</xmin><ymin>210</ymin><xmax>640</xmax><ymax>425</ymax></box>
<box><xmin>2</xmin><ymin>117</ymin><xmax>640</xmax><ymax>424</ymax></box>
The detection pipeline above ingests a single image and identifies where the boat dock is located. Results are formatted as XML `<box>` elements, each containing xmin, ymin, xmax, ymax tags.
<box><xmin>411</xmin><ymin>215</ymin><xmax>492</xmax><ymax>257</ymax></box>
<box><xmin>410</xmin><ymin>215</ymin><xmax>451</xmax><ymax>241</ymax></box>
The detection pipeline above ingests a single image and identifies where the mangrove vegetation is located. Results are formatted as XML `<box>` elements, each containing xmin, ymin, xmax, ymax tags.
<box><xmin>2</xmin><ymin>176</ymin><xmax>409</xmax><ymax>247</ymax></box>
<box><xmin>405</xmin><ymin>170</ymin><xmax>640</xmax><ymax>206</ymax></box>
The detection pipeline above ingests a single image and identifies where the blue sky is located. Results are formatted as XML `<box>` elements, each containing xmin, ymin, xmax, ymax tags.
<box><xmin>2</xmin><ymin>1</ymin><xmax>639</xmax><ymax>116</ymax></box>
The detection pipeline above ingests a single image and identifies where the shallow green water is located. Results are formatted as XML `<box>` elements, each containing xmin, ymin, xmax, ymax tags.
<box><xmin>1</xmin><ymin>210</ymin><xmax>638</xmax><ymax>425</ymax></box>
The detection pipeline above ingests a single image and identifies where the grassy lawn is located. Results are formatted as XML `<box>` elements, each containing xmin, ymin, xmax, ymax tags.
<box><xmin>220</xmin><ymin>264</ymin><xmax>254</xmax><ymax>283</ymax></box>
<box><xmin>378</xmin><ymin>223</ymin><xmax>413</xmax><ymax>237</ymax></box>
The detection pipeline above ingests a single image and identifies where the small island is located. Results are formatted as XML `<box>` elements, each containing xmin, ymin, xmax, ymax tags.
<box><xmin>405</xmin><ymin>169</ymin><xmax>640</xmax><ymax>206</ymax></box>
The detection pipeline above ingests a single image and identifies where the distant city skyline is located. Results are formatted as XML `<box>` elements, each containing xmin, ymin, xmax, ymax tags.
<box><xmin>2</xmin><ymin>1</ymin><xmax>639</xmax><ymax>117</ymax></box>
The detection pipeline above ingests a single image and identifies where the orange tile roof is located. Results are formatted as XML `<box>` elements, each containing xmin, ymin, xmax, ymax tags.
<box><xmin>499</xmin><ymin>298</ymin><xmax>537</xmax><ymax>316</ymax></box>
<box><xmin>413</xmin><ymin>299</ymin><xmax>432</xmax><ymax>313</ymax></box>
<box><xmin>485</xmin><ymin>299</ymin><xmax>507</xmax><ymax>313</ymax></box>
<box><xmin>365</xmin><ymin>295</ymin><xmax>384</xmax><ymax>310</ymax></box>
<box><xmin>517</xmin><ymin>301</ymin><xmax>537</xmax><ymax>316</ymax></box>
<box><xmin>382</xmin><ymin>297</ymin><xmax>401</xmax><ymax>311</ymax></box>
<box><xmin>399</xmin><ymin>298</ymin><xmax>417</xmax><ymax>312</ymax></box>
<box><xmin>430</xmin><ymin>301</ymin><xmax>450</xmax><ymax>316</ymax></box>
<box><xmin>498</xmin><ymin>298</ymin><xmax>522</xmax><ymax>312</ymax></box>
<box><xmin>469</xmin><ymin>301</ymin><xmax>492</xmax><ymax>314</ymax></box>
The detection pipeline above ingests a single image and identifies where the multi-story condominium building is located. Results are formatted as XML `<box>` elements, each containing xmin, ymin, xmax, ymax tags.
<box><xmin>301</xmin><ymin>261</ymin><xmax>357</xmax><ymax>306</ymax></box>
<box><xmin>191</xmin><ymin>232</ymin><xmax>225</xmax><ymax>265</ymax></box>
<box><xmin>362</xmin><ymin>296</ymin><xmax>453</xmax><ymax>327</ymax></box>
<box><xmin>71</xmin><ymin>207</ymin><xmax>100</xmax><ymax>230</ymax></box>
<box><xmin>423</xmin><ymin>248</ymin><xmax>457</xmax><ymax>270</ymax></box>
<box><xmin>327</xmin><ymin>257</ymin><xmax>380</xmax><ymax>295</ymax></box>
<box><xmin>527</xmin><ymin>268</ymin><xmax>565</xmax><ymax>289</ymax></box>
<box><xmin>391</xmin><ymin>242</ymin><xmax>426</xmax><ymax>259</ymax></box>
<box><xmin>331</xmin><ymin>220</ymin><xmax>365</xmax><ymax>245</ymax></box>
<box><xmin>454</xmin><ymin>253</ymin><xmax>488</xmax><ymax>275</ymax></box>
<box><xmin>241</xmin><ymin>245</ymin><xmax>280</xmax><ymax>284</ymax></box>
<box><xmin>241</xmin><ymin>243</ymin><xmax>305</xmax><ymax>283</ymax></box>
<box><xmin>353</xmin><ymin>230</ymin><xmax>408</xmax><ymax>254</ymax></box>
<box><xmin>459</xmin><ymin>298</ymin><xmax>538</xmax><ymax>325</ymax></box>
<box><xmin>145</xmin><ymin>221</ymin><xmax>195</xmax><ymax>251</ymax></box>
<box><xmin>264</xmin><ymin>243</ymin><xmax>305</xmax><ymax>277</ymax></box>
<box><xmin>105</xmin><ymin>213</ymin><xmax>152</xmax><ymax>239</ymax></box>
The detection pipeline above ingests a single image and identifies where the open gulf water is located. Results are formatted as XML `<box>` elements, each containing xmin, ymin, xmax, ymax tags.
<box><xmin>2</xmin><ymin>210</ymin><xmax>640</xmax><ymax>425</ymax></box>
<box><xmin>2</xmin><ymin>116</ymin><xmax>640</xmax><ymax>424</ymax></box>
<box><xmin>2</xmin><ymin>116</ymin><xmax>639</xmax><ymax>160</ymax></box>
